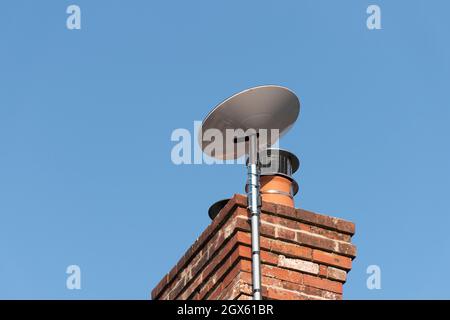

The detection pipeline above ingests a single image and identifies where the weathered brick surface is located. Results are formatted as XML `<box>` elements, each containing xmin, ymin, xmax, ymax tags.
<box><xmin>151</xmin><ymin>194</ymin><xmax>356</xmax><ymax>300</ymax></box>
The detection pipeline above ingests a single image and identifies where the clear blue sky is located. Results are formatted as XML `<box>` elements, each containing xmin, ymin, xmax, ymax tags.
<box><xmin>1</xmin><ymin>0</ymin><xmax>449</xmax><ymax>299</ymax></box>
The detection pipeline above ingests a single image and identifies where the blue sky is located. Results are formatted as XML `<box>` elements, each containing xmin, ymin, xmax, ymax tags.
<box><xmin>1</xmin><ymin>0</ymin><xmax>449</xmax><ymax>299</ymax></box>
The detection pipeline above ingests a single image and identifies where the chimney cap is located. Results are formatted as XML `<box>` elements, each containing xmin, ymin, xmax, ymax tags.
<box><xmin>259</xmin><ymin>148</ymin><xmax>300</xmax><ymax>174</ymax></box>
<box><xmin>208</xmin><ymin>199</ymin><xmax>230</xmax><ymax>220</ymax></box>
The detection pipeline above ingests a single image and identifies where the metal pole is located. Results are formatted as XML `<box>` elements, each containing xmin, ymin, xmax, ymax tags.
<box><xmin>247</xmin><ymin>134</ymin><xmax>262</xmax><ymax>300</ymax></box>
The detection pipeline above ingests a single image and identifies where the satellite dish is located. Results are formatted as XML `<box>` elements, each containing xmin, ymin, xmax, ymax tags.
<box><xmin>199</xmin><ymin>85</ymin><xmax>300</xmax><ymax>160</ymax></box>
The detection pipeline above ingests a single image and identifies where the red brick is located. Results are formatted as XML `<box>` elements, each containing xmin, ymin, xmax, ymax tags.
<box><xmin>303</xmin><ymin>274</ymin><xmax>342</xmax><ymax>294</ymax></box>
<box><xmin>208</xmin><ymin>262</ymin><xmax>241</xmax><ymax>300</ymax></box>
<box><xmin>296</xmin><ymin>231</ymin><xmax>337</xmax><ymax>253</ymax></box>
<box><xmin>309</xmin><ymin>225</ymin><xmax>352</xmax><ymax>242</ymax></box>
<box><xmin>237</xmin><ymin>246</ymin><xmax>251</xmax><ymax>259</ymax></box>
<box><xmin>179</xmin><ymin>273</ymin><xmax>203</xmax><ymax>300</ymax></box>
<box><xmin>327</xmin><ymin>267</ymin><xmax>347</xmax><ymax>282</ymax></box>
<box><xmin>261</xmin><ymin>250</ymin><xmax>279</xmax><ymax>265</ymax></box>
<box><xmin>237</xmin><ymin>245</ymin><xmax>278</xmax><ymax>266</ymax></box>
<box><xmin>319</xmin><ymin>265</ymin><xmax>327</xmax><ymax>277</ymax></box>
<box><xmin>236</xmin><ymin>230</ymin><xmax>251</xmax><ymax>244</ymax></box>
<box><xmin>260</xmin><ymin>223</ymin><xmax>276</xmax><ymax>237</ymax></box>
<box><xmin>312</xmin><ymin>249</ymin><xmax>352</xmax><ymax>270</ymax></box>
<box><xmin>295</xmin><ymin>208</ymin><xmax>355</xmax><ymax>235</ymax></box>
<box><xmin>261</xmin><ymin>213</ymin><xmax>300</xmax><ymax>230</ymax></box>
<box><xmin>276</xmin><ymin>227</ymin><xmax>297</xmax><ymax>241</ymax></box>
<box><xmin>268</xmin><ymin>237</ymin><xmax>312</xmax><ymax>260</ymax></box>
<box><xmin>261</xmin><ymin>264</ymin><xmax>303</xmax><ymax>284</ymax></box>
<box><xmin>264</xmin><ymin>286</ymin><xmax>306</xmax><ymax>300</ymax></box>
<box><xmin>240</xmin><ymin>259</ymin><xmax>252</xmax><ymax>273</ymax></box>
<box><xmin>338</xmin><ymin>242</ymin><xmax>357</xmax><ymax>258</ymax></box>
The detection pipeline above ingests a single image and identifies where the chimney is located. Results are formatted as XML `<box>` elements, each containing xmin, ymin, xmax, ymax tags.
<box><xmin>151</xmin><ymin>194</ymin><xmax>356</xmax><ymax>300</ymax></box>
<box><xmin>153</xmin><ymin>86</ymin><xmax>356</xmax><ymax>300</ymax></box>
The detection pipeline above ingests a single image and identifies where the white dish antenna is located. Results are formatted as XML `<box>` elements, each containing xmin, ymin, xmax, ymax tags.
<box><xmin>199</xmin><ymin>85</ymin><xmax>300</xmax><ymax>160</ymax></box>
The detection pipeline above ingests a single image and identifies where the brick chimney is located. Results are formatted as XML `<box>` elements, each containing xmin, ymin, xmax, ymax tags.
<box><xmin>151</xmin><ymin>194</ymin><xmax>356</xmax><ymax>300</ymax></box>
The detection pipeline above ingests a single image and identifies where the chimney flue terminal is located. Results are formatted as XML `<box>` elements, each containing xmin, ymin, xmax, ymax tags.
<box><xmin>249</xmin><ymin>148</ymin><xmax>300</xmax><ymax>208</ymax></box>
<box><xmin>209</xmin><ymin>149</ymin><xmax>300</xmax><ymax>220</ymax></box>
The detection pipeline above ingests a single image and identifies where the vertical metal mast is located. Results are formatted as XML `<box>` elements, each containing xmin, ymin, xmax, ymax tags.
<box><xmin>247</xmin><ymin>134</ymin><xmax>262</xmax><ymax>300</ymax></box>
<box><xmin>199</xmin><ymin>85</ymin><xmax>301</xmax><ymax>300</ymax></box>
